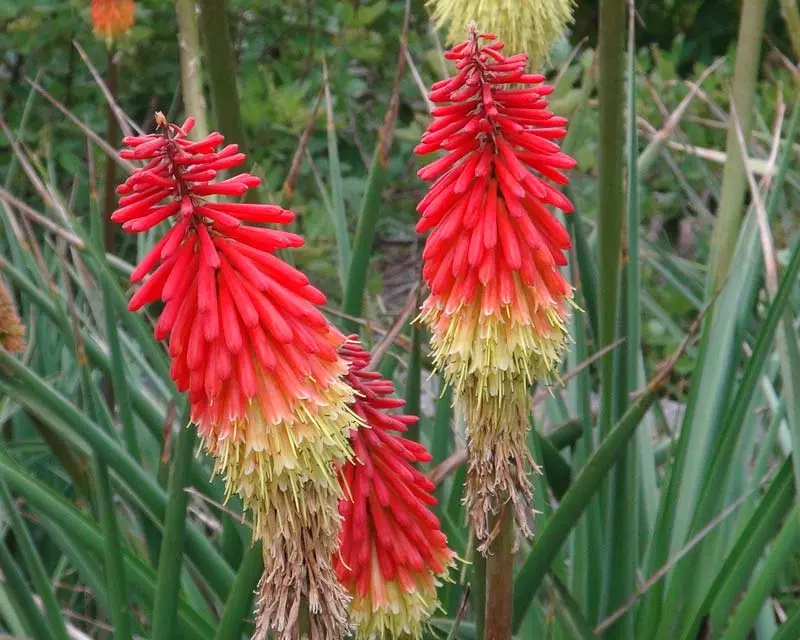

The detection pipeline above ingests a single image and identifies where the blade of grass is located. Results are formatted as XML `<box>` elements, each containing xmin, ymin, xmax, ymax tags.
<box><xmin>0</xmin><ymin>355</ymin><xmax>235</xmax><ymax>599</ymax></box>
<box><xmin>512</xmin><ymin>320</ymin><xmax>699</xmax><ymax>632</ymax></box>
<box><xmin>564</xmin><ymin>195</ymin><xmax>598</xmax><ymax>344</ymax></box>
<box><xmin>654</xmin><ymin>235</ymin><xmax>800</xmax><ymax>638</ymax></box>
<box><xmin>0</xmin><ymin>581</ymin><xmax>29</xmax><ymax>639</ymax></box>
<box><xmin>213</xmin><ymin>543</ymin><xmax>263</xmax><ymax>640</ymax></box>
<box><xmin>684</xmin><ymin>461</ymin><xmax>793</xmax><ymax>637</ymax></box>
<box><xmin>91</xmin><ymin>459</ymin><xmax>133</xmax><ymax>640</ymax></box>
<box><xmin>566</xmin><ymin>242</ymin><xmax>598</xmax><ymax>619</ymax></box>
<box><xmin>85</xmin><ymin>377</ymin><xmax>134</xmax><ymax>640</ymax></box>
<box><xmin>639</xmin><ymin>100</ymin><xmax>800</xmax><ymax>635</ymax></box>
<box><xmin>0</xmin><ymin>537</ymin><xmax>53</xmax><ymax>640</ymax></box>
<box><xmin>152</xmin><ymin>424</ymin><xmax>196</xmax><ymax>640</ymax></box>
<box><xmin>706</xmin><ymin>0</ymin><xmax>769</xmax><ymax>293</ymax></box>
<box><xmin>774</xmin><ymin>600</ymin><xmax>800</xmax><ymax>639</ymax></box>
<box><xmin>549</xmin><ymin>574</ymin><xmax>598</xmax><ymax>639</ymax></box>
<box><xmin>720</xmin><ymin>507</ymin><xmax>800</xmax><ymax>639</ymax></box>
<box><xmin>0</xmin><ymin>449</ymin><xmax>215</xmax><ymax>639</ymax></box>
<box><xmin>0</xmin><ymin>480</ymin><xmax>71</xmax><ymax>640</ymax></box>
<box><xmin>321</xmin><ymin>59</ymin><xmax>351</xmax><ymax>290</ymax></box>
<box><xmin>341</xmin><ymin>0</ymin><xmax>409</xmax><ymax>333</ymax></box>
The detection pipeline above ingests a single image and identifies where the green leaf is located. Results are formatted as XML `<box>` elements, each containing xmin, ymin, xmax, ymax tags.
<box><xmin>0</xmin><ymin>449</ymin><xmax>215</xmax><ymax>639</ymax></box>
<box><xmin>213</xmin><ymin>543</ymin><xmax>264</xmax><ymax>640</ymax></box>
<box><xmin>152</xmin><ymin>425</ymin><xmax>196</xmax><ymax>640</ymax></box>
<box><xmin>720</xmin><ymin>507</ymin><xmax>800</xmax><ymax>639</ymax></box>
<box><xmin>512</xmin><ymin>377</ymin><xmax>663</xmax><ymax>631</ymax></box>
<box><xmin>0</xmin><ymin>352</ymin><xmax>235</xmax><ymax>600</ymax></box>
<box><xmin>0</xmin><ymin>479</ymin><xmax>71</xmax><ymax>640</ymax></box>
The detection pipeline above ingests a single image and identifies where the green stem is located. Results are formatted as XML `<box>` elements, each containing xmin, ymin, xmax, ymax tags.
<box><xmin>175</xmin><ymin>0</ymin><xmax>209</xmax><ymax>139</ymax></box>
<box><xmin>150</xmin><ymin>424</ymin><xmax>196</xmax><ymax>640</ymax></box>
<box><xmin>484</xmin><ymin>505</ymin><xmax>515</xmax><ymax>640</ymax></box>
<box><xmin>197</xmin><ymin>0</ymin><xmax>246</xmax><ymax>150</ymax></box>
<box><xmin>596</xmin><ymin>0</ymin><xmax>627</xmax><ymax>439</ymax></box>
<box><xmin>706</xmin><ymin>0</ymin><xmax>768</xmax><ymax>293</ymax></box>
<box><xmin>212</xmin><ymin>544</ymin><xmax>264</xmax><ymax>640</ymax></box>
<box><xmin>93</xmin><ymin>459</ymin><xmax>133</xmax><ymax>640</ymax></box>
<box><xmin>0</xmin><ymin>480</ymin><xmax>71</xmax><ymax>640</ymax></box>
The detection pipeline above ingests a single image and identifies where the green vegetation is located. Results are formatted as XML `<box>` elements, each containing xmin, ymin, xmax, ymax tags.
<box><xmin>1</xmin><ymin>0</ymin><xmax>800</xmax><ymax>638</ymax></box>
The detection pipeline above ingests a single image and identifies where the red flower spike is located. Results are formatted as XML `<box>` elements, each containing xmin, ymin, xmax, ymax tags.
<box><xmin>115</xmin><ymin>114</ymin><xmax>362</xmax><ymax>639</ymax></box>
<box><xmin>335</xmin><ymin>339</ymin><xmax>455</xmax><ymax>640</ymax></box>
<box><xmin>414</xmin><ymin>30</ymin><xmax>576</xmax><ymax>549</ymax></box>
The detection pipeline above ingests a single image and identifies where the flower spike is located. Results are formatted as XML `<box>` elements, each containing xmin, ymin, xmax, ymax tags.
<box><xmin>414</xmin><ymin>30</ymin><xmax>576</xmax><ymax>549</ymax></box>
<box><xmin>335</xmin><ymin>339</ymin><xmax>455</xmax><ymax>639</ymax></box>
<box><xmin>113</xmin><ymin>114</ymin><xmax>361</xmax><ymax>639</ymax></box>
<box><xmin>428</xmin><ymin>0</ymin><xmax>575</xmax><ymax>66</ymax></box>
<box><xmin>91</xmin><ymin>0</ymin><xmax>135</xmax><ymax>43</ymax></box>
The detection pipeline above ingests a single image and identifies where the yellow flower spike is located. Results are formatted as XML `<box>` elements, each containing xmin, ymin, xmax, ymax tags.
<box><xmin>428</xmin><ymin>0</ymin><xmax>575</xmax><ymax>65</ymax></box>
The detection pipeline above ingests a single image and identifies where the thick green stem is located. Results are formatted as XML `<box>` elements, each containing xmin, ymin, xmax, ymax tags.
<box><xmin>597</xmin><ymin>0</ymin><xmax>627</xmax><ymax>440</ymax></box>
<box><xmin>706</xmin><ymin>0</ymin><xmax>768</xmax><ymax>293</ymax></box>
<box><xmin>780</xmin><ymin>0</ymin><xmax>800</xmax><ymax>61</ymax></box>
<box><xmin>175</xmin><ymin>0</ymin><xmax>209</xmax><ymax>139</ymax></box>
<box><xmin>484</xmin><ymin>504</ymin><xmax>515</xmax><ymax>640</ymax></box>
<box><xmin>197</xmin><ymin>0</ymin><xmax>246</xmax><ymax>149</ymax></box>
<box><xmin>212</xmin><ymin>544</ymin><xmax>263</xmax><ymax>640</ymax></box>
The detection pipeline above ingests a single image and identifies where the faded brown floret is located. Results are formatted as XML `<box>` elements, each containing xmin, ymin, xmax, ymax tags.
<box><xmin>0</xmin><ymin>282</ymin><xmax>25</xmax><ymax>353</ymax></box>
<box><xmin>254</xmin><ymin>506</ymin><xmax>352</xmax><ymax>640</ymax></box>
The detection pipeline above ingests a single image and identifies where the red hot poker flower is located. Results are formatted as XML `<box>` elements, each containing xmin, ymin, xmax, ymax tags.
<box><xmin>414</xmin><ymin>30</ymin><xmax>576</xmax><ymax>546</ymax></box>
<box><xmin>113</xmin><ymin>117</ymin><xmax>361</xmax><ymax>636</ymax></box>
<box><xmin>91</xmin><ymin>0</ymin><xmax>135</xmax><ymax>42</ymax></box>
<box><xmin>335</xmin><ymin>339</ymin><xmax>454</xmax><ymax>639</ymax></box>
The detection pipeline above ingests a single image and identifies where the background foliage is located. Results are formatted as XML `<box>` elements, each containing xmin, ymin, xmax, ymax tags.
<box><xmin>1</xmin><ymin>0</ymin><xmax>800</xmax><ymax>638</ymax></box>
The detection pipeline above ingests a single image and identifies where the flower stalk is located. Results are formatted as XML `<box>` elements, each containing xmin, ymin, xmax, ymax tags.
<box><xmin>707</xmin><ymin>0</ymin><xmax>769</xmax><ymax>293</ymax></box>
<box><xmin>484</xmin><ymin>503</ymin><xmax>515</xmax><ymax>640</ymax></box>
<box><xmin>414</xmin><ymin>28</ymin><xmax>576</xmax><ymax>551</ymax></box>
<box><xmin>112</xmin><ymin>114</ymin><xmax>360</xmax><ymax>639</ymax></box>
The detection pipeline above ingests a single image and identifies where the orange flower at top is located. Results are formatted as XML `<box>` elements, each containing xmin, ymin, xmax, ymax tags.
<box><xmin>414</xmin><ymin>29</ymin><xmax>576</xmax><ymax>544</ymax></box>
<box><xmin>91</xmin><ymin>0</ymin><xmax>135</xmax><ymax>42</ymax></box>
<box><xmin>336</xmin><ymin>339</ymin><xmax>454</xmax><ymax>639</ymax></box>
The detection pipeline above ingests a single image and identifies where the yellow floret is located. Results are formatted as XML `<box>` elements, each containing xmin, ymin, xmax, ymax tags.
<box><xmin>200</xmin><ymin>376</ymin><xmax>361</xmax><ymax>543</ymax></box>
<box><xmin>429</xmin><ymin>0</ymin><xmax>575</xmax><ymax>65</ymax></box>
